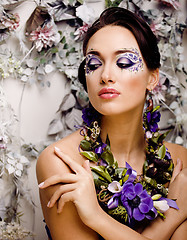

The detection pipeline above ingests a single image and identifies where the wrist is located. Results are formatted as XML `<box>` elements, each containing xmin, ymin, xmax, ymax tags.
<box><xmin>85</xmin><ymin>204</ymin><xmax>107</xmax><ymax>231</ymax></box>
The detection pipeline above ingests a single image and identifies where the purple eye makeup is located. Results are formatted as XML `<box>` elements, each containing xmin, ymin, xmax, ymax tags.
<box><xmin>85</xmin><ymin>48</ymin><xmax>143</xmax><ymax>76</ymax></box>
<box><xmin>116</xmin><ymin>48</ymin><xmax>143</xmax><ymax>72</ymax></box>
<box><xmin>85</xmin><ymin>54</ymin><xmax>102</xmax><ymax>75</ymax></box>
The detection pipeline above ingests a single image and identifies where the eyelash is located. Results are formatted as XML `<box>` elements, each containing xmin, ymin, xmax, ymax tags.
<box><xmin>85</xmin><ymin>53</ymin><xmax>140</xmax><ymax>74</ymax></box>
<box><xmin>116</xmin><ymin>57</ymin><xmax>135</xmax><ymax>69</ymax></box>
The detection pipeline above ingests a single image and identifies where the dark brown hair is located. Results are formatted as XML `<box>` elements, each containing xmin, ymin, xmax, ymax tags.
<box><xmin>78</xmin><ymin>7</ymin><xmax>160</xmax><ymax>91</ymax></box>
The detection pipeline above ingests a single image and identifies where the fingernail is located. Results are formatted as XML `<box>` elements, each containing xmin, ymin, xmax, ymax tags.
<box><xmin>54</xmin><ymin>146</ymin><xmax>61</xmax><ymax>152</ymax></box>
<box><xmin>47</xmin><ymin>201</ymin><xmax>51</xmax><ymax>208</ymax></box>
<box><xmin>38</xmin><ymin>182</ymin><xmax>44</xmax><ymax>188</ymax></box>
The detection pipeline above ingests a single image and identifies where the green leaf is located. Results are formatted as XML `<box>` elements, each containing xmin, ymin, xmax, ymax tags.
<box><xmin>123</xmin><ymin>174</ymin><xmax>129</xmax><ymax>182</ymax></box>
<box><xmin>81</xmin><ymin>151</ymin><xmax>98</xmax><ymax>162</ymax></box>
<box><xmin>101</xmin><ymin>150</ymin><xmax>114</xmax><ymax>166</ymax></box>
<box><xmin>105</xmin><ymin>135</ymin><xmax>111</xmax><ymax>151</ymax></box>
<box><xmin>61</xmin><ymin>36</ymin><xmax>66</xmax><ymax>44</ymax></box>
<box><xmin>51</xmin><ymin>47</ymin><xmax>58</xmax><ymax>53</ymax></box>
<box><xmin>158</xmin><ymin>130</ymin><xmax>170</xmax><ymax>143</ymax></box>
<box><xmin>167</xmin><ymin>161</ymin><xmax>174</xmax><ymax>172</ymax></box>
<box><xmin>157</xmin><ymin>145</ymin><xmax>166</xmax><ymax>159</ymax></box>
<box><xmin>152</xmin><ymin>106</ymin><xmax>160</xmax><ymax>112</ymax></box>
<box><xmin>80</xmin><ymin>140</ymin><xmax>91</xmax><ymax>151</ymax></box>
<box><xmin>143</xmin><ymin>160</ymin><xmax>148</xmax><ymax>175</ymax></box>
<box><xmin>92</xmin><ymin>171</ymin><xmax>108</xmax><ymax>188</ymax></box>
<box><xmin>69</xmin><ymin>47</ymin><xmax>76</xmax><ymax>53</ymax></box>
<box><xmin>40</xmin><ymin>58</ymin><xmax>46</xmax><ymax>64</ymax></box>
<box><xmin>91</xmin><ymin>166</ymin><xmax>112</xmax><ymax>182</ymax></box>
<box><xmin>63</xmin><ymin>43</ymin><xmax>69</xmax><ymax>49</ymax></box>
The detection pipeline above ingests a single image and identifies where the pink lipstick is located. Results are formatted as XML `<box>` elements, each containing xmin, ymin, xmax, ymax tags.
<box><xmin>98</xmin><ymin>88</ymin><xmax>120</xmax><ymax>99</ymax></box>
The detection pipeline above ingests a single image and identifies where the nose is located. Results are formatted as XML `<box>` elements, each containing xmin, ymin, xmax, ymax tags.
<box><xmin>100</xmin><ymin>63</ymin><xmax>115</xmax><ymax>84</ymax></box>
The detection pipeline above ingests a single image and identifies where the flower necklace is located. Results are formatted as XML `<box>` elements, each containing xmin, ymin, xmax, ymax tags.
<box><xmin>79</xmin><ymin>102</ymin><xmax>178</xmax><ymax>228</ymax></box>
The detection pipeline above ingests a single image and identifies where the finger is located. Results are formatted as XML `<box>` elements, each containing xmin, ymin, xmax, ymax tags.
<box><xmin>57</xmin><ymin>191</ymin><xmax>74</xmax><ymax>214</ymax></box>
<box><xmin>171</xmin><ymin>158</ymin><xmax>183</xmax><ymax>183</ymax></box>
<box><xmin>47</xmin><ymin>183</ymin><xmax>76</xmax><ymax>208</ymax></box>
<box><xmin>83</xmin><ymin>160</ymin><xmax>92</xmax><ymax>175</ymax></box>
<box><xmin>38</xmin><ymin>173</ymin><xmax>77</xmax><ymax>189</ymax></box>
<box><xmin>54</xmin><ymin>146</ymin><xmax>86</xmax><ymax>174</ymax></box>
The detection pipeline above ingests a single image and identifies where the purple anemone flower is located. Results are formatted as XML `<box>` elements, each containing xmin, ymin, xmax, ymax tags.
<box><xmin>108</xmin><ymin>182</ymin><xmax>155</xmax><ymax>222</ymax></box>
<box><xmin>125</xmin><ymin>162</ymin><xmax>137</xmax><ymax>183</ymax></box>
<box><xmin>82</xmin><ymin>107</ymin><xmax>100</xmax><ymax>126</ymax></box>
<box><xmin>146</xmin><ymin>110</ymin><xmax>161</xmax><ymax>132</ymax></box>
<box><xmin>121</xmin><ymin>182</ymin><xmax>154</xmax><ymax>221</ymax></box>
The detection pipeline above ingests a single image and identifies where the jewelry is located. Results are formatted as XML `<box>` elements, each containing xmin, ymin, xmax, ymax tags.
<box><xmin>79</xmin><ymin>104</ymin><xmax>177</xmax><ymax>227</ymax></box>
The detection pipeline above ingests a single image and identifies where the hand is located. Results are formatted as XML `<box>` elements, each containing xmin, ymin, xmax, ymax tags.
<box><xmin>168</xmin><ymin>163</ymin><xmax>187</xmax><ymax>221</ymax></box>
<box><xmin>39</xmin><ymin>147</ymin><xmax>101</xmax><ymax>226</ymax></box>
<box><xmin>170</xmin><ymin>158</ymin><xmax>183</xmax><ymax>183</ymax></box>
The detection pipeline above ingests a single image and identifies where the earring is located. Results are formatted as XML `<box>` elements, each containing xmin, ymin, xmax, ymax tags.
<box><xmin>146</xmin><ymin>90</ymin><xmax>153</xmax><ymax>112</ymax></box>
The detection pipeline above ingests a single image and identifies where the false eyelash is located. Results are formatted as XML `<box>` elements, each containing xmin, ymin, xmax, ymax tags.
<box><xmin>85</xmin><ymin>54</ymin><xmax>102</xmax><ymax>75</ymax></box>
<box><xmin>116</xmin><ymin>51</ymin><xmax>143</xmax><ymax>72</ymax></box>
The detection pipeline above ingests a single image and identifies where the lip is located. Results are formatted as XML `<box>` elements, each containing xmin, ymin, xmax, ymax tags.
<box><xmin>98</xmin><ymin>87</ymin><xmax>120</xmax><ymax>99</ymax></box>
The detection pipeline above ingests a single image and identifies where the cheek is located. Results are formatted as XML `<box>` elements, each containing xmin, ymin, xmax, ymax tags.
<box><xmin>119</xmin><ymin>70</ymin><xmax>149</xmax><ymax>93</ymax></box>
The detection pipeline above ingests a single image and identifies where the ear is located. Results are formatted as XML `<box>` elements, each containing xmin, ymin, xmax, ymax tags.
<box><xmin>147</xmin><ymin>68</ymin><xmax>159</xmax><ymax>91</ymax></box>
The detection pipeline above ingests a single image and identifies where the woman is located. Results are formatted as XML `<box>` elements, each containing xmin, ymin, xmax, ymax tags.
<box><xmin>36</xmin><ymin>7</ymin><xmax>187</xmax><ymax>240</ymax></box>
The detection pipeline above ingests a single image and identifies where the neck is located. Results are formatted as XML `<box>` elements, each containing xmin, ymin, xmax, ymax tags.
<box><xmin>100</xmin><ymin>110</ymin><xmax>146</xmax><ymax>169</ymax></box>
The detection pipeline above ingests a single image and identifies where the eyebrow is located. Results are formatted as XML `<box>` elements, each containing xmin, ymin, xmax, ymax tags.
<box><xmin>86</xmin><ymin>48</ymin><xmax>139</xmax><ymax>57</ymax></box>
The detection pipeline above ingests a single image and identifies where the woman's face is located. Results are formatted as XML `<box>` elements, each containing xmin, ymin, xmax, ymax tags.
<box><xmin>85</xmin><ymin>25</ymin><xmax>157</xmax><ymax>117</ymax></box>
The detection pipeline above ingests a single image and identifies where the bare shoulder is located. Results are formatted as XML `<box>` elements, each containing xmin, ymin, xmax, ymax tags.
<box><xmin>164</xmin><ymin>141</ymin><xmax>187</xmax><ymax>168</ymax></box>
<box><xmin>36</xmin><ymin>130</ymin><xmax>98</xmax><ymax>240</ymax></box>
<box><xmin>36</xmin><ymin>129</ymin><xmax>84</xmax><ymax>184</ymax></box>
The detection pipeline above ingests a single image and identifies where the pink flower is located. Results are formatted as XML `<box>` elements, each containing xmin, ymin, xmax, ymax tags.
<box><xmin>153</xmin><ymin>76</ymin><xmax>167</xmax><ymax>104</ymax></box>
<box><xmin>0</xmin><ymin>13</ymin><xmax>20</xmax><ymax>31</ymax></box>
<box><xmin>74</xmin><ymin>23</ymin><xmax>90</xmax><ymax>41</ymax></box>
<box><xmin>157</xmin><ymin>0</ymin><xmax>180</xmax><ymax>10</ymax></box>
<box><xmin>29</xmin><ymin>23</ymin><xmax>60</xmax><ymax>52</ymax></box>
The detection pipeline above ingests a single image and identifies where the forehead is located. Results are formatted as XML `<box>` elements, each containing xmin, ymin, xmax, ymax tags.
<box><xmin>86</xmin><ymin>25</ymin><xmax>140</xmax><ymax>54</ymax></box>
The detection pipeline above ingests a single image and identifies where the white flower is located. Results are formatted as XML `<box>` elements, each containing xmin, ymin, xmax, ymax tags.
<box><xmin>76</xmin><ymin>4</ymin><xmax>95</xmax><ymax>25</ymax></box>
<box><xmin>175</xmin><ymin>136</ymin><xmax>184</xmax><ymax>145</ymax></box>
<box><xmin>153</xmin><ymin>200</ymin><xmax>169</xmax><ymax>213</ymax></box>
<box><xmin>145</xmin><ymin>131</ymin><xmax>153</xmax><ymax>139</ymax></box>
<box><xmin>108</xmin><ymin>181</ymin><xmax>123</xmax><ymax>193</ymax></box>
<box><xmin>5</xmin><ymin>152</ymin><xmax>29</xmax><ymax>177</ymax></box>
<box><xmin>45</xmin><ymin>64</ymin><xmax>55</xmax><ymax>74</ymax></box>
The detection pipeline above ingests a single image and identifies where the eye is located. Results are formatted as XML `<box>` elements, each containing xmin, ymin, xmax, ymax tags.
<box><xmin>86</xmin><ymin>55</ymin><xmax>102</xmax><ymax>72</ymax></box>
<box><xmin>116</xmin><ymin>57</ymin><xmax>135</xmax><ymax>69</ymax></box>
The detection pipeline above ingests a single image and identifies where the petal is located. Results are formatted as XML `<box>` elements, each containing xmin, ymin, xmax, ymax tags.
<box><xmin>133</xmin><ymin>207</ymin><xmax>145</xmax><ymax>221</ymax></box>
<box><xmin>139</xmin><ymin>189</ymin><xmax>150</xmax><ymax>199</ymax></box>
<box><xmin>139</xmin><ymin>203</ymin><xmax>150</xmax><ymax>213</ymax></box>
<box><xmin>127</xmin><ymin>190</ymin><xmax>136</xmax><ymax>200</ymax></box>
<box><xmin>147</xmin><ymin>112</ymin><xmax>151</xmax><ymax>122</ymax></box>
<box><xmin>108</xmin><ymin>181</ymin><xmax>123</xmax><ymax>193</ymax></box>
<box><xmin>123</xmin><ymin>201</ymin><xmax>132</xmax><ymax>218</ymax></box>
<box><xmin>134</xmin><ymin>183</ymin><xmax>143</xmax><ymax>195</ymax></box>
<box><xmin>141</xmin><ymin>197</ymin><xmax>153</xmax><ymax>209</ymax></box>
<box><xmin>146</xmin><ymin>207</ymin><xmax>158</xmax><ymax>220</ymax></box>
<box><xmin>160</xmin><ymin>197</ymin><xmax>179</xmax><ymax>210</ymax></box>
<box><xmin>153</xmin><ymin>200</ymin><xmax>169</xmax><ymax>212</ymax></box>
<box><xmin>107</xmin><ymin>196</ymin><xmax>119</xmax><ymax>209</ymax></box>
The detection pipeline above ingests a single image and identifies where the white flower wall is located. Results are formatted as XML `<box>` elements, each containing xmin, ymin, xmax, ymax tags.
<box><xmin>0</xmin><ymin>0</ymin><xmax>186</xmax><ymax>239</ymax></box>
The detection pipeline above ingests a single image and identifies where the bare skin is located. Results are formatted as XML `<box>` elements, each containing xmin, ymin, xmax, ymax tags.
<box><xmin>36</xmin><ymin>131</ymin><xmax>187</xmax><ymax>240</ymax></box>
<box><xmin>36</xmin><ymin>26</ymin><xmax>187</xmax><ymax>239</ymax></box>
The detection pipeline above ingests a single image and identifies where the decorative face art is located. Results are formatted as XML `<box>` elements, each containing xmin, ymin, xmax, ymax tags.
<box><xmin>85</xmin><ymin>48</ymin><xmax>143</xmax><ymax>76</ymax></box>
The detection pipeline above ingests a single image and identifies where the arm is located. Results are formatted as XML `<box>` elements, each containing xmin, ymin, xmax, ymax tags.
<box><xmin>36</xmin><ymin>144</ymin><xmax>99</xmax><ymax>240</ymax></box>
<box><xmin>142</xmin><ymin>143</ymin><xmax>187</xmax><ymax>239</ymax></box>
<box><xmin>40</xmin><ymin>147</ymin><xmax>187</xmax><ymax>240</ymax></box>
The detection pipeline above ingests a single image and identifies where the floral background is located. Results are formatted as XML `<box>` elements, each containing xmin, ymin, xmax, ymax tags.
<box><xmin>0</xmin><ymin>0</ymin><xmax>186</xmax><ymax>239</ymax></box>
